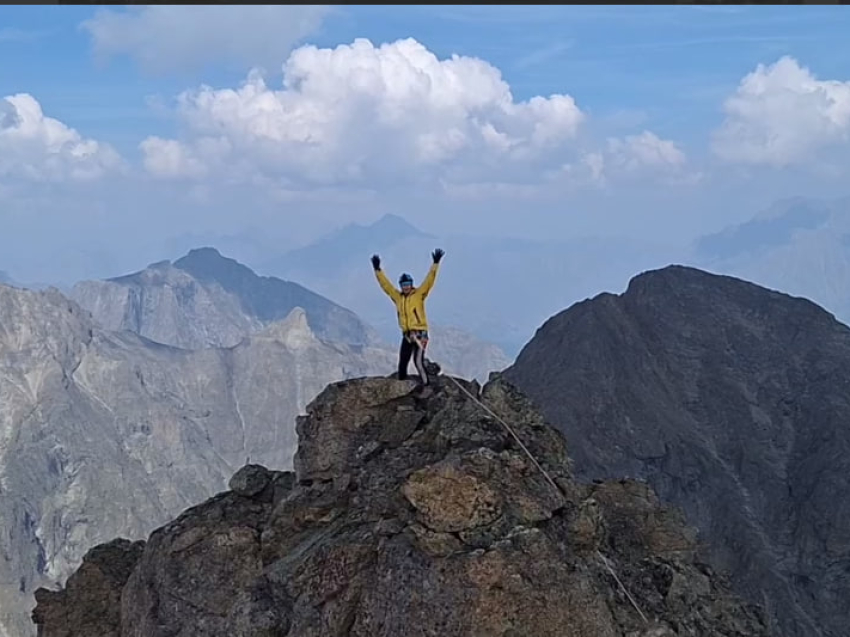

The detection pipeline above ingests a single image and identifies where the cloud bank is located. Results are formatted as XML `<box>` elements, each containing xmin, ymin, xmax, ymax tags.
<box><xmin>0</xmin><ymin>94</ymin><xmax>122</xmax><ymax>181</ymax></box>
<box><xmin>4</xmin><ymin>40</ymin><xmax>850</xmax><ymax>202</ymax></box>
<box><xmin>712</xmin><ymin>56</ymin><xmax>850</xmax><ymax>167</ymax></box>
<box><xmin>139</xmin><ymin>38</ymin><xmax>689</xmax><ymax>191</ymax></box>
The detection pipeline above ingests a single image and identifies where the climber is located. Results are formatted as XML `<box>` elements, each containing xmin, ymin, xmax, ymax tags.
<box><xmin>371</xmin><ymin>248</ymin><xmax>444</xmax><ymax>392</ymax></box>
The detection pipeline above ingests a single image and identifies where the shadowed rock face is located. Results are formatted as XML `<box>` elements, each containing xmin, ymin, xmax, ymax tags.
<box><xmin>504</xmin><ymin>264</ymin><xmax>850</xmax><ymax>637</ymax></box>
<box><xmin>33</xmin><ymin>375</ymin><xmax>769</xmax><ymax>637</ymax></box>
<box><xmin>31</xmin><ymin>540</ymin><xmax>144</xmax><ymax>637</ymax></box>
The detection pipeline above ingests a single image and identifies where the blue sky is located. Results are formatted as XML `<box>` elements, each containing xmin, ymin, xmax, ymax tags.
<box><xmin>6</xmin><ymin>5</ymin><xmax>850</xmax><ymax>155</ymax></box>
<box><xmin>2</xmin><ymin>5</ymin><xmax>850</xmax><ymax>284</ymax></box>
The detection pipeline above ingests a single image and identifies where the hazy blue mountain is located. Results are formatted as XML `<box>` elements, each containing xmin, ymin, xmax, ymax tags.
<box><xmin>688</xmin><ymin>196</ymin><xmax>850</xmax><ymax>327</ymax></box>
<box><xmin>694</xmin><ymin>196</ymin><xmax>835</xmax><ymax>262</ymax></box>
<box><xmin>263</xmin><ymin>214</ymin><xmax>679</xmax><ymax>356</ymax></box>
<box><xmin>261</xmin><ymin>213</ymin><xmax>433</xmax><ymax>280</ymax></box>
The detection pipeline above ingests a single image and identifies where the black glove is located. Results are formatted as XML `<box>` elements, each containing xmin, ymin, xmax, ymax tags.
<box><xmin>371</xmin><ymin>254</ymin><xmax>381</xmax><ymax>270</ymax></box>
<box><xmin>432</xmin><ymin>248</ymin><xmax>445</xmax><ymax>264</ymax></box>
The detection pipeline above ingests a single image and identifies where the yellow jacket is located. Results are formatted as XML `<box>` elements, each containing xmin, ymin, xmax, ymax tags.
<box><xmin>375</xmin><ymin>264</ymin><xmax>439</xmax><ymax>332</ymax></box>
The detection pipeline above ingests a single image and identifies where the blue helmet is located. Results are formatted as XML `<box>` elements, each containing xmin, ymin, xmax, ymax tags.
<box><xmin>399</xmin><ymin>273</ymin><xmax>413</xmax><ymax>286</ymax></box>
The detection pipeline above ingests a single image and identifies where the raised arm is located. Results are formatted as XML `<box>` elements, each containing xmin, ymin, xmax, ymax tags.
<box><xmin>418</xmin><ymin>248</ymin><xmax>444</xmax><ymax>298</ymax></box>
<box><xmin>371</xmin><ymin>254</ymin><xmax>400</xmax><ymax>300</ymax></box>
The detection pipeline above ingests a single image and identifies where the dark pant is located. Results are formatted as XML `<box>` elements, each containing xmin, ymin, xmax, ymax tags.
<box><xmin>398</xmin><ymin>330</ymin><xmax>429</xmax><ymax>384</ymax></box>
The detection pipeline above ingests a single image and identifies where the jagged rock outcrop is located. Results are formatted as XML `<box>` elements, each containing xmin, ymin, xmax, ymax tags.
<box><xmin>71</xmin><ymin>247</ymin><xmax>507</xmax><ymax>382</ymax></box>
<box><xmin>33</xmin><ymin>375</ymin><xmax>769</xmax><ymax>637</ymax></box>
<box><xmin>0</xmin><ymin>285</ymin><xmax>393</xmax><ymax>637</ymax></box>
<box><xmin>504</xmin><ymin>264</ymin><xmax>850</xmax><ymax>637</ymax></box>
<box><xmin>30</xmin><ymin>539</ymin><xmax>144</xmax><ymax>637</ymax></box>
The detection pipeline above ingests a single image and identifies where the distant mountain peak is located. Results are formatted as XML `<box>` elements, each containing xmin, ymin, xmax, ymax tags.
<box><xmin>183</xmin><ymin>246</ymin><xmax>224</xmax><ymax>258</ymax></box>
<box><xmin>369</xmin><ymin>213</ymin><xmax>425</xmax><ymax>235</ymax></box>
<box><xmin>171</xmin><ymin>246</ymin><xmax>271</xmax><ymax>295</ymax></box>
<box><xmin>326</xmin><ymin>212</ymin><xmax>431</xmax><ymax>245</ymax></box>
<box><xmin>78</xmin><ymin>246</ymin><xmax>378</xmax><ymax>349</ymax></box>
<box><xmin>753</xmin><ymin>196</ymin><xmax>829</xmax><ymax>221</ymax></box>
<box><xmin>173</xmin><ymin>246</ymin><xmax>248</xmax><ymax>278</ymax></box>
<box><xmin>260</xmin><ymin>213</ymin><xmax>432</xmax><ymax>280</ymax></box>
<box><xmin>694</xmin><ymin>198</ymin><xmax>833</xmax><ymax>263</ymax></box>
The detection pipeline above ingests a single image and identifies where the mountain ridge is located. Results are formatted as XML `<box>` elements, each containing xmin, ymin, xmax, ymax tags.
<box><xmin>0</xmin><ymin>282</ymin><xmax>394</xmax><ymax>637</ymax></box>
<box><xmin>688</xmin><ymin>196</ymin><xmax>850</xmax><ymax>330</ymax></box>
<box><xmin>84</xmin><ymin>246</ymin><xmax>380</xmax><ymax>349</ymax></box>
<box><xmin>73</xmin><ymin>247</ymin><xmax>509</xmax><ymax>382</ymax></box>
<box><xmin>504</xmin><ymin>263</ymin><xmax>850</xmax><ymax>637</ymax></box>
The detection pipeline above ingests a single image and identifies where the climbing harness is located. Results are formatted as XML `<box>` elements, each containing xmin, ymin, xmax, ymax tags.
<box><xmin>431</xmin><ymin>362</ymin><xmax>651</xmax><ymax>627</ymax></box>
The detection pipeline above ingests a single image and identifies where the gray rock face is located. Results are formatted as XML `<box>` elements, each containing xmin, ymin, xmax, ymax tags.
<box><xmin>70</xmin><ymin>248</ymin><xmax>382</xmax><ymax>351</ymax></box>
<box><xmin>32</xmin><ymin>375</ymin><xmax>769</xmax><ymax>637</ymax></box>
<box><xmin>503</xmin><ymin>264</ymin><xmax>850</xmax><ymax>637</ymax></box>
<box><xmin>0</xmin><ymin>285</ymin><xmax>393</xmax><ymax>637</ymax></box>
<box><xmin>70</xmin><ymin>248</ymin><xmax>504</xmax><ymax>383</ymax></box>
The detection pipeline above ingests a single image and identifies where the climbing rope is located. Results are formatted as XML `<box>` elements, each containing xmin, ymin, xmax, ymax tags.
<box><xmin>443</xmin><ymin>374</ymin><xmax>564</xmax><ymax>496</ymax></box>
<box><xmin>596</xmin><ymin>549</ymin><xmax>650</xmax><ymax>624</ymax></box>
<box><xmin>440</xmin><ymin>372</ymin><xmax>651</xmax><ymax>627</ymax></box>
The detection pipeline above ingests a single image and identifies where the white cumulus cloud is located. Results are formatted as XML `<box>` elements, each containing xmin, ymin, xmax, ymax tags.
<box><xmin>556</xmin><ymin>131</ymin><xmax>689</xmax><ymax>187</ymax></box>
<box><xmin>140</xmin><ymin>37</ymin><xmax>587</xmax><ymax>188</ymax></box>
<box><xmin>140</xmin><ymin>137</ymin><xmax>210</xmax><ymax>179</ymax></box>
<box><xmin>81</xmin><ymin>5</ymin><xmax>331</xmax><ymax>74</ymax></box>
<box><xmin>606</xmin><ymin>130</ymin><xmax>687</xmax><ymax>172</ymax></box>
<box><xmin>712</xmin><ymin>56</ymin><xmax>850</xmax><ymax>167</ymax></box>
<box><xmin>0</xmin><ymin>93</ymin><xmax>123</xmax><ymax>181</ymax></box>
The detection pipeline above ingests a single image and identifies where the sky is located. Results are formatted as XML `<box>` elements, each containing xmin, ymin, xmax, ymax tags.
<box><xmin>3</xmin><ymin>4</ymin><xmax>850</xmax><ymax>284</ymax></box>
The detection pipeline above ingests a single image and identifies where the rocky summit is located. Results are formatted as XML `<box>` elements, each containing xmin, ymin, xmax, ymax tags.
<box><xmin>33</xmin><ymin>375</ymin><xmax>769</xmax><ymax>637</ymax></box>
<box><xmin>504</xmin><ymin>264</ymin><xmax>850</xmax><ymax>637</ymax></box>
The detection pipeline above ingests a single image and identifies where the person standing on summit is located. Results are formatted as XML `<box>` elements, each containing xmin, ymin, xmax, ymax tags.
<box><xmin>371</xmin><ymin>248</ymin><xmax>444</xmax><ymax>390</ymax></box>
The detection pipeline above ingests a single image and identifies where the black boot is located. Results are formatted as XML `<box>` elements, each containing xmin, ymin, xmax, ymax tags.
<box><xmin>424</xmin><ymin>359</ymin><xmax>441</xmax><ymax>376</ymax></box>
